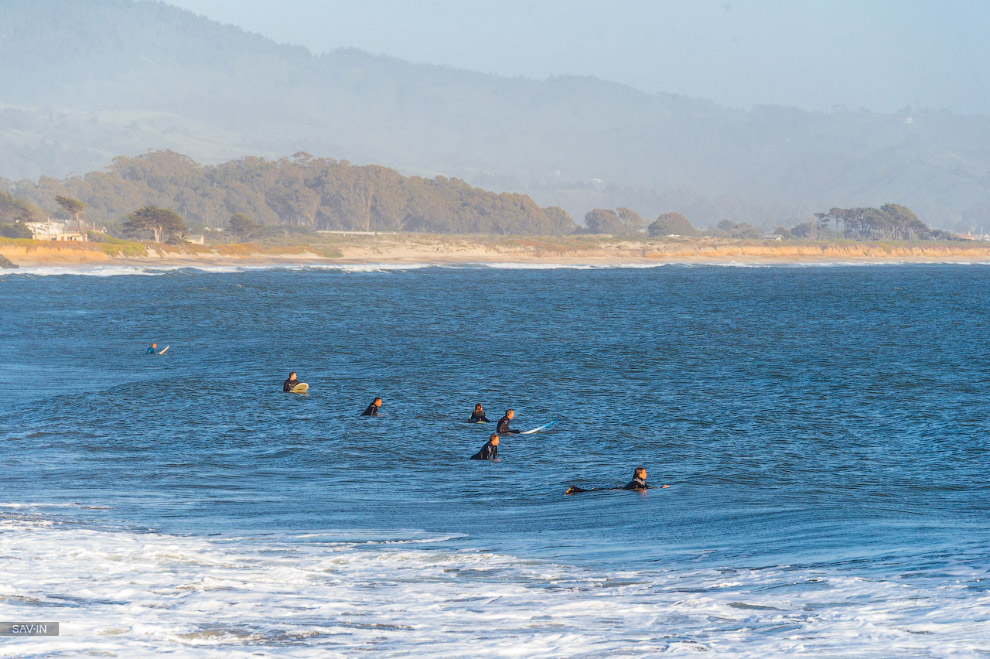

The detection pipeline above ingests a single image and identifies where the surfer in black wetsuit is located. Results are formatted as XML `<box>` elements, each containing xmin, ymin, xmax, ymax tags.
<box><xmin>496</xmin><ymin>409</ymin><xmax>521</xmax><ymax>434</ymax></box>
<box><xmin>361</xmin><ymin>397</ymin><xmax>382</xmax><ymax>416</ymax></box>
<box><xmin>470</xmin><ymin>434</ymin><xmax>499</xmax><ymax>460</ymax></box>
<box><xmin>469</xmin><ymin>404</ymin><xmax>490</xmax><ymax>423</ymax></box>
<box><xmin>564</xmin><ymin>468</ymin><xmax>669</xmax><ymax>495</ymax></box>
<box><xmin>622</xmin><ymin>467</ymin><xmax>652</xmax><ymax>490</ymax></box>
<box><xmin>282</xmin><ymin>372</ymin><xmax>299</xmax><ymax>392</ymax></box>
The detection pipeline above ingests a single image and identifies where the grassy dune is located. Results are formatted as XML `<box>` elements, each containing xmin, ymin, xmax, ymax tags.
<box><xmin>3</xmin><ymin>234</ymin><xmax>990</xmax><ymax>267</ymax></box>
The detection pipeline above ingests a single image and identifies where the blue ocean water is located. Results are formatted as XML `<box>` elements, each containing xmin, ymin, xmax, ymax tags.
<box><xmin>1</xmin><ymin>263</ymin><xmax>988</xmax><ymax>657</ymax></box>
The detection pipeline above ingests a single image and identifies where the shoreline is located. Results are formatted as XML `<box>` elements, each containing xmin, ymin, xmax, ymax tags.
<box><xmin>4</xmin><ymin>235</ymin><xmax>990</xmax><ymax>269</ymax></box>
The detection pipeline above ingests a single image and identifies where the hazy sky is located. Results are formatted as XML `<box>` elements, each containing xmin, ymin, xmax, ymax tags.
<box><xmin>164</xmin><ymin>0</ymin><xmax>990</xmax><ymax>115</ymax></box>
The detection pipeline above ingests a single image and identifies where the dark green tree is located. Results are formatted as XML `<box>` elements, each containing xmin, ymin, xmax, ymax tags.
<box><xmin>0</xmin><ymin>190</ymin><xmax>39</xmax><ymax>225</ymax></box>
<box><xmin>710</xmin><ymin>219</ymin><xmax>761</xmax><ymax>239</ymax></box>
<box><xmin>583</xmin><ymin>209</ymin><xmax>625</xmax><ymax>234</ymax></box>
<box><xmin>648</xmin><ymin>212</ymin><xmax>696</xmax><ymax>237</ymax></box>
<box><xmin>616</xmin><ymin>207</ymin><xmax>645</xmax><ymax>234</ymax></box>
<box><xmin>123</xmin><ymin>205</ymin><xmax>187</xmax><ymax>243</ymax></box>
<box><xmin>55</xmin><ymin>195</ymin><xmax>86</xmax><ymax>229</ymax></box>
<box><xmin>228</xmin><ymin>213</ymin><xmax>262</xmax><ymax>240</ymax></box>
<box><xmin>0</xmin><ymin>222</ymin><xmax>33</xmax><ymax>239</ymax></box>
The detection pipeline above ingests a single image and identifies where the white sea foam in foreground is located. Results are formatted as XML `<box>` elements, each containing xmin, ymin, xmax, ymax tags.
<box><xmin>1</xmin><ymin>515</ymin><xmax>987</xmax><ymax>658</ymax></box>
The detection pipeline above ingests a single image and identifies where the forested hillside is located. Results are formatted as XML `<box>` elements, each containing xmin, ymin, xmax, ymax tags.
<box><xmin>7</xmin><ymin>151</ymin><xmax>574</xmax><ymax>234</ymax></box>
<box><xmin>2</xmin><ymin>0</ymin><xmax>990</xmax><ymax>229</ymax></box>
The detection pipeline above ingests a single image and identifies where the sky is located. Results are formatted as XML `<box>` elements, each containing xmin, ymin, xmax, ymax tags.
<box><xmin>164</xmin><ymin>0</ymin><xmax>990</xmax><ymax>115</ymax></box>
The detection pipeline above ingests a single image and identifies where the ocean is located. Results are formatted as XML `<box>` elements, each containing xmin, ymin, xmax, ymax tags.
<box><xmin>1</xmin><ymin>263</ymin><xmax>988</xmax><ymax>657</ymax></box>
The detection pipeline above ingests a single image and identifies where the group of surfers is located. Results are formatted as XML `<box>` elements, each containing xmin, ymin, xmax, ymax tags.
<box><xmin>282</xmin><ymin>370</ymin><xmax>668</xmax><ymax>494</ymax></box>
<box><xmin>146</xmin><ymin>351</ymin><xmax>664</xmax><ymax>495</ymax></box>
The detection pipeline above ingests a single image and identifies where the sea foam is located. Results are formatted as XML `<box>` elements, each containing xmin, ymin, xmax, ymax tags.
<box><xmin>1</xmin><ymin>515</ymin><xmax>986</xmax><ymax>658</ymax></box>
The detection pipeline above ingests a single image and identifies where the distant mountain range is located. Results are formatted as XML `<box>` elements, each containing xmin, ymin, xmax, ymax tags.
<box><xmin>2</xmin><ymin>0</ymin><xmax>989</xmax><ymax>230</ymax></box>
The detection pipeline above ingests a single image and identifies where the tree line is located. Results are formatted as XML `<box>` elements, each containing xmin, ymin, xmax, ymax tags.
<box><xmin>1</xmin><ymin>150</ymin><xmax>958</xmax><ymax>243</ymax></box>
<box><xmin>784</xmin><ymin>204</ymin><xmax>956</xmax><ymax>241</ymax></box>
<box><xmin>4</xmin><ymin>150</ymin><xmax>575</xmax><ymax>235</ymax></box>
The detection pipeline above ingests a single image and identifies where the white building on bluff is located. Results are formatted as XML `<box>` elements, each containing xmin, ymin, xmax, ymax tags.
<box><xmin>24</xmin><ymin>219</ymin><xmax>106</xmax><ymax>241</ymax></box>
<box><xmin>25</xmin><ymin>220</ymin><xmax>85</xmax><ymax>241</ymax></box>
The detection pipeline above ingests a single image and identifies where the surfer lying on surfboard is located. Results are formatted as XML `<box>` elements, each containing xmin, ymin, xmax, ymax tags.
<box><xmin>564</xmin><ymin>468</ymin><xmax>669</xmax><ymax>495</ymax></box>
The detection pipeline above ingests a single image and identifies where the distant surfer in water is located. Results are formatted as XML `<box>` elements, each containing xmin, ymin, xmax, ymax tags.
<box><xmin>282</xmin><ymin>372</ymin><xmax>300</xmax><ymax>392</ymax></box>
<box><xmin>470</xmin><ymin>434</ymin><xmax>499</xmax><ymax>460</ymax></box>
<box><xmin>361</xmin><ymin>397</ymin><xmax>382</xmax><ymax>416</ymax></box>
<box><xmin>622</xmin><ymin>467</ymin><xmax>659</xmax><ymax>491</ymax></box>
<box><xmin>146</xmin><ymin>342</ymin><xmax>157</xmax><ymax>354</ymax></box>
<box><xmin>564</xmin><ymin>468</ymin><xmax>668</xmax><ymax>495</ymax></box>
<box><xmin>496</xmin><ymin>409</ymin><xmax>521</xmax><ymax>434</ymax></box>
<box><xmin>469</xmin><ymin>403</ymin><xmax>490</xmax><ymax>423</ymax></box>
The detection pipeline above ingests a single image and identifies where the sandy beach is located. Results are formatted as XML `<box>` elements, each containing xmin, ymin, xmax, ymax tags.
<box><xmin>4</xmin><ymin>234</ymin><xmax>990</xmax><ymax>269</ymax></box>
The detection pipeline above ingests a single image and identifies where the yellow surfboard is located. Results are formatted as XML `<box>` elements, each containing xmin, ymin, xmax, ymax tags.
<box><xmin>289</xmin><ymin>383</ymin><xmax>309</xmax><ymax>394</ymax></box>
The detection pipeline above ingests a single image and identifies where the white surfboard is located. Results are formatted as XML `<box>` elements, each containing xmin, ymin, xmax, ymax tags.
<box><xmin>157</xmin><ymin>345</ymin><xmax>169</xmax><ymax>355</ymax></box>
<box><xmin>520</xmin><ymin>420</ymin><xmax>558</xmax><ymax>435</ymax></box>
<box><xmin>289</xmin><ymin>383</ymin><xmax>309</xmax><ymax>394</ymax></box>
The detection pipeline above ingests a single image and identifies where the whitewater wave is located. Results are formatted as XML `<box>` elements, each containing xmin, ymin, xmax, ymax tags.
<box><xmin>3</xmin><ymin>260</ymin><xmax>989</xmax><ymax>278</ymax></box>
<box><xmin>0</xmin><ymin>516</ymin><xmax>986</xmax><ymax>657</ymax></box>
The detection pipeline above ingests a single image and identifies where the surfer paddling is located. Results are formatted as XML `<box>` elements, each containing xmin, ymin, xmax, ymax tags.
<box><xmin>564</xmin><ymin>468</ymin><xmax>669</xmax><ymax>495</ymax></box>
<box><xmin>361</xmin><ymin>397</ymin><xmax>383</xmax><ymax>416</ymax></box>
<box><xmin>470</xmin><ymin>434</ymin><xmax>499</xmax><ymax>460</ymax></box>
<box><xmin>496</xmin><ymin>409</ymin><xmax>521</xmax><ymax>434</ymax></box>
<box><xmin>469</xmin><ymin>403</ymin><xmax>490</xmax><ymax>423</ymax></box>
<box><xmin>146</xmin><ymin>342</ymin><xmax>157</xmax><ymax>354</ymax></box>
<box><xmin>622</xmin><ymin>467</ymin><xmax>663</xmax><ymax>491</ymax></box>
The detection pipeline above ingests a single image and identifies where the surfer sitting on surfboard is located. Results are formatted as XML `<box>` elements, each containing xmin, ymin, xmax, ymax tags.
<box><xmin>470</xmin><ymin>434</ymin><xmax>499</xmax><ymax>460</ymax></box>
<box><xmin>496</xmin><ymin>409</ymin><xmax>521</xmax><ymax>434</ymax></box>
<box><xmin>282</xmin><ymin>372</ymin><xmax>300</xmax><ymax>392</ymax></box>
<box><xmin>469</xmin><ymin>403</ymin><xmax>490</xmax><ymax>423</ymax></box>
<box><xmin>146</xmin><ymin>342</ymin><xmax>157</xmax><ymax>354</ymax></box>
<box><xmin>564</xmin><ymin>468</ymin><xmax>669</xmax><ymax>495</ymax></box>
<box><xmin>361</xmin><ymin>397</ymin><xmax>382</xmax><ymax>416</ymax></box>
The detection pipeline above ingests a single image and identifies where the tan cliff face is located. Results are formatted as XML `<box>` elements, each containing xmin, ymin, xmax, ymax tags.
<box><xmin>3</xmin><ymin>236</ymin><xmax>990</xmax><ymax>267</ymax></box>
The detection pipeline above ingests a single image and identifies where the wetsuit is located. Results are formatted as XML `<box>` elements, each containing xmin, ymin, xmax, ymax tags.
<box><xmin>566</xmin><ymin>479</ymin><xmax>652</xmax><ymax>495</ymax></box>
<box><xmin>283</xmin><ymin>378</ymin><xmax>299</xmax><ymax>392</ymax></box>
<box><xmin>469</xmin><ymin>411</ymin><xmax>490</xmax><ymax>423</ymax></box>
<box><xmin>470</xmin><ymin>441</ymin><xmax>498</xmax><ymax>460</ymax></box>
<box><xmin>496</xmin><ymin>415</ymin><xmax>520</xmax><ymax>434</ymax></box>
<box><xmin>361</xmin><ymin>403</ymin><xmax>379</xmax><ymax>416</ymax></box>
<box><xmin>146</xmin><ymin>346</ymin><xmax>156</xmax><ymax>354</ymax></box>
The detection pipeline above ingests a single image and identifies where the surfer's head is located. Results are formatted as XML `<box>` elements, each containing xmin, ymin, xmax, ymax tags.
<box><xmin>489</xmin><ymin>434</ymin><xmax>499</xmax><ymax>446</ymax></box>
<box><xmin>373</xmin><ymin>397</ymin><xmax>382</xmax><ymax>407</ymax></box>
<box><xmin>474</xmin><ymin>403</ymin><xmax>484</xmax><ymax>412</ymax></box>
<box><xmin>288</xmin><ymin>372</ymin><xmax>297</xmax><ymax>380</ymax></box>
<box><xmin>151</xmin><ymin>343</ymin><xmax>156</xmax><ymax>348</ymax></box>
<box><xmin>634</xmin><ymin>467</ymin><xmax>647</xmax><ymax>480</ymax></box>
<box><xmin>505</xmin><ymin>409</ymin><xmax>514</xmax><ymax>419</ymax></box>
